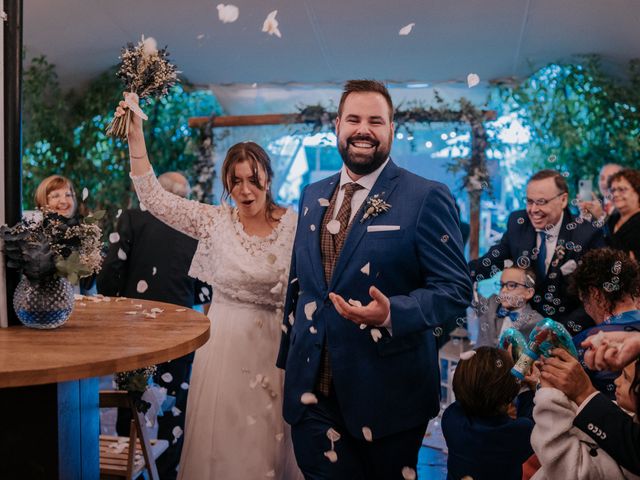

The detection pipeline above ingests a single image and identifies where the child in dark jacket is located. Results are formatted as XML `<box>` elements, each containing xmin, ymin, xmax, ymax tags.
<box><xmin>442</xmin><ymin>346</ymin><xmax>535</xmax><ymax>480</ymax></box>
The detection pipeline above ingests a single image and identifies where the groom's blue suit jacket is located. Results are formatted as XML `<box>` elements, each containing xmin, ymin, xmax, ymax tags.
<box><xmin>276</xmin><ymin>160</ymin><xmax>472</xmax><ymax>439</ymax></box>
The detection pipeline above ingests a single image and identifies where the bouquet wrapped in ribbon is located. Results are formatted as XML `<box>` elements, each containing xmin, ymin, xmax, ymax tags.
<box><xmin>498</xmin><ymin>328</ymin><xmax>527</xmax><ymax>363</ymax></box>
<box><xmin>106</xmin><ymin>36</ymin><xmax>179</xmax><ymax>139</ymax></box>
<box><xmin>511</xmin><ymin>318</ymin><xmax>579</xmax><ymax>380</ymax></box>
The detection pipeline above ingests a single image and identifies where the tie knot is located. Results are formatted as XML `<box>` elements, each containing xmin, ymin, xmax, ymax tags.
<box><xmin>342</xmin><ymin>182</ymin><xmax>364</xmax><ymax>198</ymax></box>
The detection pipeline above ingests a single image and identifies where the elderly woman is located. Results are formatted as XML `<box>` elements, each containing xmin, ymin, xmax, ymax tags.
<box><xmin>34</xmin><ymin>174</ymin><xmax>80</xmax><ymax>218</ymax></box>
<box><xmin>571</xmin><ymin>247</ymin><xmax>640</xmax><ymax>399</ymax></box>
<box><xmin>606</xmin><ymin>168</ymin><xmax>640</xmax><ymax>260</ymax></box>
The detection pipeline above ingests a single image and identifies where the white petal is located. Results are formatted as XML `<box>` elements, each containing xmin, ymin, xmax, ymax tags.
<box><xmin>300</xmin><ymin>392</ymin><xmax>318</xmax><ymax>405</ymax></box>
<box><xmin>348</xmin><ymin>298</ymin><xmax>362</xmax><ymax>307</ymax></box>
<box><xmin>459</xmin><ymin>350</ymin><xmax>476</xmax><ymax>360</ymax></box>
<box><xmin>503</xmin><ymin>259</ymin><xmax>514</xmax><ymax>268</ymax></box>
<box><xmin>360</xmin><ymin>262</ymin><xmax>370</xmax><ymax>276</ymax></box>
<box><xmin>326</xmin><ymin>428</ymin><xmax>341</xmax><ymax>442</ymax></box>
<box><xmin>116</xmin><ymin>208</ymin><xmax>123</xmax><ymax>218</ymax></box>
<box><xmin>247</xmin><ymin>415</ymin><xmax>257</xmax><ymax>426</ymax></box>
<box><xmin>362</xmin><ymin>426</ymin><xmax>373</xmax><ymax>442</ymax></box>
<box><xmin>152</xmin><ymin>267</ymin><xmax>157</xmax><ymax>276</ymax></box>
<box><xmin>318</xmin><ymin>198</ymin><xmax>330</xmax><ymax>207</ymax></box>
<box><xmin>303</xmin><ymin>207</ymin><xmax>309</xmax><ymax>216</ymax></box>
<box><xmin>270</xmin><ymin>282</ymin><xmax>283</xmax><ymax>295</ymax></box>
<box><xmin>82</xmin><ymin>188</ymin><xmax>89</xmax><ymax>201</ymax></box>
<box><xmin>109</xmin><ymin>232</ymin><xmax>120</xmax><ymax>243</ymax></box>
<box><xmin>467</xmin><ymin>73</ymin><xmax>480</xmax><ymax>88</ymax></box>
<box><xmin>175</xmin><ymin>308</ymin><xmax>186</xmax><ymax>312</ymax></box>
<box><xmin>360</xmin><ymin>323</ymin><xmax>367</xmax><ymax>330</ymax></box>
<box><xmin>161</xmin><ymin>372</ymin><xmax>173</xmax><ymax>383</ymax></box>
<box><xmin>140</xmin><ymin>202</ymin><xmax>147</xmax><ymax>212</ymax></box>
<box><xmin>324</xmin><ymin>450</ymin><xmax>338</xmax><ymax>463</ymax></box>
<box><xmin>288</xmin><ymin>312</ymin><xmax>295</xmax><ymax>326</ymax></box>
<box><xmin>117</xmin><ymin>248</ymin><xmax>127</xmax><ymax>261</ymax></box>
<box><xmin>150</xmin><ymin>307</ymin><xmax>164</xmax><ymax>313</ymax></box>
<box><xmin>370</xmin><ymin>328</ymin><xmax>382</xmax><ymax>342</ymax></box>
<box><xmin>262</xmin><ymin>10</ymin><xmax>282</xmax><ymax>38</ymax></box>
<box><xmin>124</xmin><ymin>311</ymin><xmax>138</xmax><ymax>315</ymax></box>
<box><xmin>216</xmin><ymin>3</ymin><xmax>239</xmax><ymax>23</ymax></box>
<box><xmin>304</xmin><ymin>301</ymin><xmax>317</xmax><ymax>320</ymax></box>
<box><xmin>310</xmin><ymin>224</ymin><xmax>316</xmax><ymax>231</ymax></box>
<box><xmin>401</xmin><ymin>467</ymin><xmax>417</xmax><ymax>480</ymax></box>
<box><xmin>399</xmin><ymin>23</ymin><xmax>415</xmax><ymax>36</ymax></box>
<box><xmin>309</xmin><ymin>326</ymin><xmax>318</xmax><ymax>334</ymax></box>
<box><xmin>275</xmin><ymin>433</ymin><xmax>284</xmax><ymax>442</ymax></box>
<box><xmin>180</xmin><ymin>382</ymin><xmax>189</xmax><ymax>390</ymax></box>
<box><xmin>281</xmin><ymin>324</ymin><xmax>288</xmax><ymax>334</ymax></box>
<box><xmin>326</xmin><ymin>219</ymin><xmax>341</xmax><ymax>235</ymax></box>
<box><xmin>196</xmin><ymin>33</ymin><xmax>205</xmax><ymax>40</ymax></box>
<box><xmin>136</xmin><ymin>280</ymin><xmax>148</xmax><ymax>293</ymax></box>
<box><xmin>172</xmin><ymin>426</ymin><xmax>183</xmax><ymax>439</ymax></box>
<box><xmin>171</xmin><ymin>406</ymin><xmax>182</xmax><ymax>416</ymax></box>
<box><xmin>266</xmin><ymin>470</ymin><xmax>275</xmax><ymax>478</ymax></box>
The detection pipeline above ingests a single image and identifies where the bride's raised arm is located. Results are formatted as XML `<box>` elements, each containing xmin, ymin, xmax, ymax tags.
<box><xmin>119</xmin><ymin>92</ymin><xmax>218</xmax><ymax>240</ymax></box>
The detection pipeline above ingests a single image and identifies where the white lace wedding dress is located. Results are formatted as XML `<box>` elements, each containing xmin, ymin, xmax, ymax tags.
<box><xmin>131</xmin><ymin>170</ymin><xmax>302</xmax><ymax>480</ymax></box>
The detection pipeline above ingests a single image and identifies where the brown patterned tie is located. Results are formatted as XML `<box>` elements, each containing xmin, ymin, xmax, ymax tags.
<box><xmin>316</xmin><ymin>182</ymin><xmax>364</xmax><ymax>396</ymax></box>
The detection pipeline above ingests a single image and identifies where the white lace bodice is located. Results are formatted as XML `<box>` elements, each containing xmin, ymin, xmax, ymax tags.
<box><xmin>130</xmin><ymin>169</ymin><xmax>297</xmax><ymax>309</ymax></box>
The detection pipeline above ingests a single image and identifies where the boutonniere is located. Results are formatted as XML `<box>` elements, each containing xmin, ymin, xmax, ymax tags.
<box><xmin>360</xmin><ymin>194</ymin><xmax>391</xmax><ymax>223</ymax></box>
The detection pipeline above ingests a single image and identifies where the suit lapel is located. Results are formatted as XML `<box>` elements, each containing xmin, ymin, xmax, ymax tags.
<box><xmin>307</xmin><ymin>174</ymin><xmax>340</xmax><ymax>288</ymax></box>
<box><xmin>328</xmin><ymin>161</ymin><xmax>400</xmax><ymax>290</ymax></box>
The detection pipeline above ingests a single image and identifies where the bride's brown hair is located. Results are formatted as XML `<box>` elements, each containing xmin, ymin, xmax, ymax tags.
<box><xmin>221</xmin><ymin>142</ymin><xmax>279</xmax><ymax>221</ymax></box>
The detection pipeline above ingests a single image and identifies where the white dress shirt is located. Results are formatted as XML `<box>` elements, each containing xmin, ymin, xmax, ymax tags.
<box><xmin>535</xmin><ymin>213</ymin><xmax>563</xmax><ymax>275</ymax></box>
<box><xmin>331</xmin><ymin>159</ymin><xmax>390</xmax><ymax>223</ymax></box>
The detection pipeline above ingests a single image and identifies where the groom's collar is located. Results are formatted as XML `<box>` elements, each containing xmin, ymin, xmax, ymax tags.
<box><xmin>338</xmin><ymin>158</ymin><xmax>390</xmax><ymax>193</ymax></box>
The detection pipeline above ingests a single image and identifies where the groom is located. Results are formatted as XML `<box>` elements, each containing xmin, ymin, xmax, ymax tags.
<box><xmin>277</xmin><ymin>80</ymin><xmax>471</xmax><ymax>479</ymax></box>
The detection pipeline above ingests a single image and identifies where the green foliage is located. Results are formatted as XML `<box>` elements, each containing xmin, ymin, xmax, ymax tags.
<box><xmin>495</xmin><ymin>56</ymin><xmax>640</xmax><ymax>186</ymax></box>
<box><xmin>22</xmin><ymin>55</ymin><xmax>222</xmax><ymax>229</ymax></box>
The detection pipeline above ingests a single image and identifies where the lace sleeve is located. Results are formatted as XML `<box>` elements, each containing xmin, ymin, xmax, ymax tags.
<box><xmin>130</xmin><ymin>169</ymin><xmax>219</xmax><ymax>240</ymax></box>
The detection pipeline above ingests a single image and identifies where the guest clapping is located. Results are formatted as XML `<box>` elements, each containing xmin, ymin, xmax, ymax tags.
<box><xmin>606</xmin><ymin>168</ymin><xmax>640</xmax><ymax>260</ymax></box>
<box><xmin>579</xmin><ymin>163</ymin><xmax>623</xmax><ymax>220</ymax></box>
<box><xmin>533</xmin><ymin>348</ymin><xmax>640</xmax><ymax>479</ymax></box>
<box><xmin>442</xmin><ymin>347</ymin><xmax>535</xmax><ymax>480</ymax></box>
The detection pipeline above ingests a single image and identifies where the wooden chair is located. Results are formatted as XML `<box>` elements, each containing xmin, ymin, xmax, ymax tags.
<box><xmin>99</xmin><ymin>390</ymin><xmax>161</xmax><ymax>480</ymax></box>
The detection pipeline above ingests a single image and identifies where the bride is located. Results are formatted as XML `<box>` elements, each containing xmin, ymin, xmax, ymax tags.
<box><xmin>117</xmin><ymin>93</ymin><xmax>302</xmax><ymax>479</ymax></box>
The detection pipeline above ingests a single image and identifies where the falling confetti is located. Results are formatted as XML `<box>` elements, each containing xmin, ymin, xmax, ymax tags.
<box><xmin>370</xmin><ymin>328</ymin><xmax>382</xmax><ymax>342</ymax></box>
<box><xmin>181</xmin><ymin>382</ymin><xmax>189</xmax><ymax>390</ymax></box>
<box><xmin>309</xmin><ymin>326</ymin><xmax>318</xmax><ymax>334</ymax></box>
<box><xmin>402</xmin><ymin>467</ymin><xmax>417</xmax><ymax>480</ymax></box>
<box><xmin>304</xmin><ymin>301</ymin><xmax>317</xmax><ymax>320</ymax></box>
<box><xmin>310</xmin><ymin>224</ymin><xmax>316</xmax><ymax>231</ymax></box>
<box><xmin>217</xmin><ymin>4</ymin><xmax>239</xmax><ymax>23</ymax></box>
<box><xmin>348</xmin><ymin>298</ymin><xmax>362</xmax><ymax>307</ymax></box>
<box><xmin>300</xmin><ymin>392</ymin><xmax>319</xmax><ymax>405</ymax></box>
<box><xmin>303</xmin><ymin>207</ymin><xmax>309</xmax><ymax>216</ymax></box>
<box><xmin>324</xmin><ymin>450</ymin><xmax>338</xmax><ymax>463</ymax></box>
<box><xmin>161</xmin><ymin>372</ymin><xmax>173</xmax><ymax>383</ymax></box>
<box><xmin>152</xmin><ymin>267</ymin><xmax>157</xmax><ymax>276</ymax></box>
<box><xmin>82</xmin><ymin>187</ymin><xmax>89</xmax><ymax>201</ymax></box>
<box><xmin>172</xmin><ymin>426</ymin><xmax>183</xmax><ymax>439</ymax></box>
<box><xmin>399</xmin><ymin>23</ymin><xmax>415</xmax><ymax>36</ymax></box>
<box><xmin>361</xmin><ymin>262</ymin><xmax>370</xmax><ymax>276</ymax></box>
<box><xmin>467</xmin><ymin>73</ymin><xmax>480</xmax><ymax>88</ymax></box>
<box><xmin>318</xmin><ymin>198</ymin><xmax>330</xmax><ymax>207</ymax></box>
<box><xmin>327</xmin><ymin>219</ymin><xmax>341</xmax><ymax>235</ymax></box>
<box><xmin>109</xmin><ymin>232</ymin><xmax>120</xmax><ymax>243</ymax></box>
<box><xmin>117</xmin><ymin>208</ymin><xmax>123</xmax><ymax>218</ymax></box>
<box><xmin>136</xmin><ymin>280</ymin><xmax>148</xmax><ymax>293</ymax></box>
<box><xmin>171</xmin><ymin>406</ymin><xmax>182</xmax><ymax>416</ymax></box>
<box><xmin>262</xmin><ymin>10</ymin><xmax>282</xmax><ymax>38</ymax></box>
<box><xmin>247</xmin><ymin>415</ymin><xmax>257</xmax><ymax>426</ymax></box>
<box><xmin>362</xmin><ymin>426</ymin><xmax>373</xmax><ymax>442</ymax></box>
<box><xmin>117</xmin><ymin>248</ymin><xmax>127</xmax><ymax>261</ymax></box>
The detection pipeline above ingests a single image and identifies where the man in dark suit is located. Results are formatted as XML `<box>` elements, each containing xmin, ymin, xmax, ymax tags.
<box><xmin>277</xmin><ymin>80</ymin><xmax>471</xmax><ymax>479</ymax></box>
<box><xmin>97</xmin><ymin>172</ymin><xmax>208</xmax><ymax>480</ymax></box>
<box><xmin>470</xmin><ymin>169</ymin><xmax>606</xmax><ymax>334</ymax></box>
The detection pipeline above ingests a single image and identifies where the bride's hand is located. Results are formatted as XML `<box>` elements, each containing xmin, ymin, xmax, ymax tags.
<box><xmin>115</xmin><ymin>92</ymin><xmax>144</xmax><ymax>141</ymax></box>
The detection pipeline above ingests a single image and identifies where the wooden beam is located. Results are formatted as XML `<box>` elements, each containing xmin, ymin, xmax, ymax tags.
<box><xmin>188</xmin><ymin>110</ymin><xmax>497</xmax><ymax>129</ymax></box>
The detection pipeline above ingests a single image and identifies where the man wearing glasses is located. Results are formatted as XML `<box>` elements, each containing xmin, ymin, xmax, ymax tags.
<box><xmin>470</xmin><ymin>169</ymin><xmax>606</xmax><ymax>335</ymax></box>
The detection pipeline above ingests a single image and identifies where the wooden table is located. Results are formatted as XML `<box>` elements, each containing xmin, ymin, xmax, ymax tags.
<box><xmin>0</xmin><ymin>298</ymin><xmax>210</xmax><ymax>480</ymax></box>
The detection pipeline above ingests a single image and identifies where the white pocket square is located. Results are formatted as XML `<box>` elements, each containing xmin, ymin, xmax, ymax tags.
<box><xmin>367</xmin><ymin>225</ymin><xmax>401</xmax><ymax>232</ymax></box>
<box><xmin>559</xmin><ymin>259</ymin><xmax>577</xmax><ymax>275</ymax></box>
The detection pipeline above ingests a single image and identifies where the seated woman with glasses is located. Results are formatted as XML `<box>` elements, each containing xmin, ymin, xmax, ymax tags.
<box><xmin>475</xmin><ymin>266</ymin><xmax>543</xmax><ymax>348</ymax></box>
<box><xmin>606</xmin><ymin>168</ymin><xmax>640</xmax><ymax>260</ymax></box>
<box><xmin>571</xmin><ymin>247</ymin><xmax>640</xmax><ymax>400</ymax></box>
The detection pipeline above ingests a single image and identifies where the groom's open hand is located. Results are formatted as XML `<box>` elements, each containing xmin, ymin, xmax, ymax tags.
<box><xmin>329</xmin><ymin>286</ymin><xmax>390</xmax><ymax>326</ymax></box>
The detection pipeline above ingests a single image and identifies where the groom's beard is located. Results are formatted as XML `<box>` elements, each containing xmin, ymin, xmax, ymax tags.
<box><xmin>338</xmin><ymin>134</ymin><xmax>391</xmax><ymax>176</ymax></box>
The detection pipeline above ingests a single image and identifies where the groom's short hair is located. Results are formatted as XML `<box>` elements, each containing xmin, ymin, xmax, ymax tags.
<box><xmin>338</xmin><ymin>80</ymin><xmax>394</xmax><ymax>121</ymax></box>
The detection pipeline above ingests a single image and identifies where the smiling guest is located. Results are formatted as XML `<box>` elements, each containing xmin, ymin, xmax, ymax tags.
<box><xmin>470</xmin><ymin>169</ymin><xmax>606</xmax><ymax>335</ymax></box>
<box><xmin>34</xmin><ymin>174</ymin><xmax>80</xmax><ymax>218</ymax></box>
<box><xmin>606</xmin><ymin>168</ymin><xmax>640</xmax><ymax>260</ymax></box>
